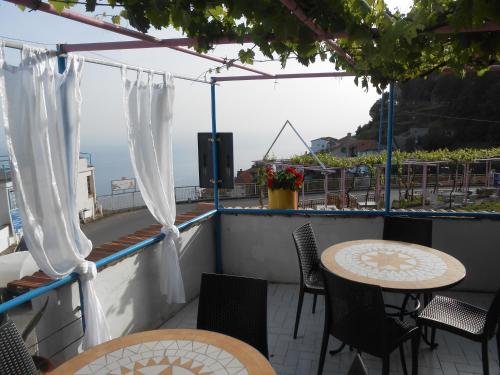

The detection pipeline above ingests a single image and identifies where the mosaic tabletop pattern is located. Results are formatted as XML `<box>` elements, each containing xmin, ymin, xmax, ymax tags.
<box><xmin>321</xmin><ymin>240</ymin><xmax>466</xmax><ymax>291</ymax></box>
<box><xmin>74</xmin><ymin>339</ymin><xmax>248</xmax><ymax>375</ymax></box>
<box><xmin>53</xmin><ymin>330</ymin><xmax>275</xmax><ymax>375</ymax></box>
<box><xmin>334</xmin><ymin>241</ymin><xmax>448</xmax><ymax>282</ymax></box>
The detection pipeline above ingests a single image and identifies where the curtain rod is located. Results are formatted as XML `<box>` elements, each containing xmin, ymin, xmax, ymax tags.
<box><xmin>1</xmin><ymin>39</ymin><xmax>212</xmax><ymax>85</ymax></box>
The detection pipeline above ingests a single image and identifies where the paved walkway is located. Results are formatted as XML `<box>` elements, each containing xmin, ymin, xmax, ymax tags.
<box><xmin>162</xmin><ymin>284</ymin><xmax>499</xmax><ymax>375</ymax></box>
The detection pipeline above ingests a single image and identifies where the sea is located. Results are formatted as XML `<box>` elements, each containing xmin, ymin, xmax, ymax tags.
<box><xmin>84</xmin><ymin>144</ymin><xmax>199</xmax><ymax>196</ymax></box>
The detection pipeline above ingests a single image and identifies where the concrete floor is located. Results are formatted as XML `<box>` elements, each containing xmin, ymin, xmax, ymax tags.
<box><xmin>162</xmin><ymin>284</ymin><xmax>499</xmax><ymax>375</ymax></box>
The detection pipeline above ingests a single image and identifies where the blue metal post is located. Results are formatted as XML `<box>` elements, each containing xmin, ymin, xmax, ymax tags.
<box><xmin>210</xmin><ymin>79</ymin><xmax>222</xmax><ymax>273</ymax></box>
<box><xmin>384</xmin><ymin>83</ymin><xmax>395</xmax><ymax>212</ymax></box>
<box><xmin>378</xmin><ymin>93</ymin><xmax>384</xmax><ymax>152</ymax></box>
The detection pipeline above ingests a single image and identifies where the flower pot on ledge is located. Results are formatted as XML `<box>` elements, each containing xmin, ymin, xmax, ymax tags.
<box><xmin>268</xmin><ymin>188</ymin><xmax>298</xmax><ymax>209</ymax></box>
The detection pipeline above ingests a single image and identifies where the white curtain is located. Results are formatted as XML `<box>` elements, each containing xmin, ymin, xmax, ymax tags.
<box><xmin>0</xmin><ymin>44</ymin><xmax>111</xmax><ymax>349</ymax></box>
<box><xmin>122</xmin><ymin>69</ymin><xmax>185</xmax><ymax>304</ymax></box>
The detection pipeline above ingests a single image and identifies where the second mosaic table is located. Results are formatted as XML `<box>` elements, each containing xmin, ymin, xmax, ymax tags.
<box><xmin>320</xmin><ymin>239</ymin><xmax>466</xmax><ymax>292</ymax></box>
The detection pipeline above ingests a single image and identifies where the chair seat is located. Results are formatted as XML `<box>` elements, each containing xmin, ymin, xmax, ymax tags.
<box><xmin>305</xmin><ymin>268</ymin><xmax>324</xmax><ymax>291</ymax></box>
<box><xmin>418</xmin><ymin>295</ymin><xmax>487</xmax><ymax>338</ymax></box>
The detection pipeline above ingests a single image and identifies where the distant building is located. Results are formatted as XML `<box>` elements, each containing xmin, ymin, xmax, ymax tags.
<box><xmin>77</xmin><ymin>157</ymin><xmax>97</xmax><ymax>222</ymax></box>
<box><xmin>235</xmin><ymin>166</ymin><xmax>259</xmax><ymax>184</ymax></box>
<box><xmin>311</xmin><ymin>137</ymin><xmax>337</xmax><ymax>154</ymax></box>
<box><xmin>0</xmin><ymin>155</ymin><xmax>97</xmax><ymax>254</ymax></box>
<box><xmin>330</xmin><ymin>133</ymin><xmax>358</xmax><ymax>157</ymax></box>
<box><xmin>356</xmin><ymin>139</ymin><xmax>380</xmax><ymax>156</ymax></box>
<box><xmin>330</xmin><ymin>134</ymin><xmax>382</xmax><ymax>157</ymax></box>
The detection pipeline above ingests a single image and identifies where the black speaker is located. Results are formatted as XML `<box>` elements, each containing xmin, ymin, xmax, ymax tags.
<box><xmin>198</xmin><ymin>132</ymin><xmax>234</xmax><ymax>189</ymax></box>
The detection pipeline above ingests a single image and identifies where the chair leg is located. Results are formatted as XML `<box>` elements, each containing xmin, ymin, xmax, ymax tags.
<box><xmin>399</xmin><ymin>344</ymin><xmax>408</xmax><ymax>375</ymax></box>
<box><xmin>312</xmin><ymin>293</ymin><xmax>318</xmax><ymax>314</ymax></box>
<box><xmin>496</xmin><ymin>329</ymin><xmax>500</xmax><ymax>370</ymax></box>
<box><xmin>411</xmin><ymin>329</ymin><xmax>420</xmax><ymax>375</ymax></box>
<box><xmin>482</xmin><ymin>341</ymin><xmax>489</xmax><ymax>375</ymax></box>
<box><xmin>399</xmin><ymin>294</ymin><xmax>411</xmax><ymax>321</ymax></box>
<box><xmin>430</xmin><ymin>326</ymin><xmax>437</xmax><ymax>349</ymax></box>
<box><xmin>293</xmin><ymin>287</ymin><xmax>304</xmax><ymax>339</ymax></box>
<box><xmin>317</xmin><ymin>328</ymin><xmax>329</xmax><ymax>375</ymax></box>
<box><xmin>382</xmin><ymin>355</ymin><xmax>390</xmax><ymax>375</ymax></box>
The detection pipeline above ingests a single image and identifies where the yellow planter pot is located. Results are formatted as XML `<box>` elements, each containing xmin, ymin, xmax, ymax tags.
<box><xmin>268</xmin><ymin>188</ymin><xmax>298</xmax><ymax>209</ymax></box>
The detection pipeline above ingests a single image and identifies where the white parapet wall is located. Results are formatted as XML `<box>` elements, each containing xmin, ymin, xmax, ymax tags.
<box><xmin>26</xmin><ymin>218</ymin><xmax>214</xmax><ymax>366</ymax></box>
<box><xmin>220</xmin><ymin>213</ymin><xmax>500</xmax><ymax>292</ymax></box>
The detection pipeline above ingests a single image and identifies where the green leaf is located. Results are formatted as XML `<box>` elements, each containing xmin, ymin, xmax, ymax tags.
<box><xmin>111</xmin><ymin>15</ymin><xmax>121</xmax><ymax>25</ymax></box>
<box><xmin>238</xmin><ymin>48</ymin><xmax>255</xmax><ymax>65</ymax></box>
<box><xmin>48</xmin><ymin>0</ymin><xmax>67</xmax><ymax>13</ymax></box>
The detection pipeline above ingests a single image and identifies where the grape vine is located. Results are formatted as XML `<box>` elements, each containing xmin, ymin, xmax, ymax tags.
<box><xmin>40</xmin><ymin>0</ymin><xmax>500</xmax><ymax>91</ymax></box>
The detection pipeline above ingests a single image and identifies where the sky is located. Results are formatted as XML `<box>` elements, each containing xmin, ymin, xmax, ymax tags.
<box><xmin>0</xmin><ymin>0</ymin><xmax>413</xmax><ymax>192</ymax></box>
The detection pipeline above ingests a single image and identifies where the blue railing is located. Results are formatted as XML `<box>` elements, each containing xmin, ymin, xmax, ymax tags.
<box><xmin>0</xmin><ymin>209</ymin><xmax>217</xmax><ymax>316</ymax></box>
<box><xmin>218</xmin><ymin>207</ymin><xmax>500</xmax><ymax>218</ymax></box>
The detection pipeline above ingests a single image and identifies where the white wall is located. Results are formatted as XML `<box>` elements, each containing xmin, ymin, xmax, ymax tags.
<box><xmin>0</xmin><ymin>181</ymin><xmax>12</xmax><ymax>227</ymax></box>
<box><xmin>311</xmin><ymin>139</ymin><xmax>328</xmax><ymax>154</ymax></box>
<box><xmin>28</xmin><ymin>218</ymin><xmax>214</xmax><ymax>365</ymax></box>
<box><xmin>220</xmin><ymin>213</ymin><xmax>500</xmax><ymax>292</ymax></box>
<box><xmin>77</xmin><ymin>158</ymin><xmax>96</xmax><ymax>219</ymax></box>
<box><xmin>0</xmin><ymin>225</ymin><xmax>10</xmax><ymax>253</ymax></box>
<box><xmin>221</xmin><ymin>214</ymin><xmax>382</xmax><ymax>282</ymax></box>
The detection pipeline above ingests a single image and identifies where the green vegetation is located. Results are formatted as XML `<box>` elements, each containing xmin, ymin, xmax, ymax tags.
<box><xmin>290</xmin><ymin>147</ymin><xmax>500</xmax><ymax>168</ymax></box>
<box><xmin>461</xmin><ymin>200</ymin><xmax>500</xmax><ymax>212</ymax></box>
<box><xmin>392</xmin><ymin>197</ymin><xmax>422</xmax><ymax>209</ymax></box>
<box><xmin>356</xmin><ymin>72</ymin><xmax>500</xmax><ymax>149</ymax></box>
<box><xmin>39</xmin><ymin>0</ymin><xmax>500</xmax><ymax>90</ymax></box>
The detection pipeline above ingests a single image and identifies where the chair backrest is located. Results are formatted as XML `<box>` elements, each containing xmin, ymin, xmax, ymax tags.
<box><xmin>0</xmin><ymin>320</ymin><xmax>38</xmax><ymax>375</ymax></box>
<box><xmin>383</xmin><ymin>216</ymin><xmax>432</xmax><ymax>247</ymax></box>
<box><xmin>197</xmin><ymin>273</ymin><xmax>269</xmax><ymax>358</ymax></box>
<box><xmin>484</xmin><ymin>288</ymin><xmax>500</xmax><ymax>338</ymax></box>
<box><xmin>321</xmin><ymin>267</ymin><xmax>388</xmax><ymax>356</ymax></box>
<box><xmin>348</xmin><ymin>354</ymin><xmax>369</xmax><ymax>375</ymax></box>
<box><xmin>292</xmin><ymin>223</ymin><xmax>321</xmax><ymax>285</ymax></box>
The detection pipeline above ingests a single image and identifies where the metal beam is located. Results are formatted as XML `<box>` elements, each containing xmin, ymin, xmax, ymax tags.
<box><xmin>213</xmin><ymin>71</ymin><xmax>355</xmax><ymax>82</ymax></box>
<box><xmin>5</xmin><ymin>0</ymin><xmax>161</xmax><ymax>43</ymax></box>
<box><xmin>3</xmin><ymin>39</ymin><xmax>212</xmax><ymax>85</ymax></box>
<box><xmin>384</xmin><ymin>83</ymin><xmax>395</xmax><ymax>212</ymax></box>
<box><xmin>278</xmin><ymin>0</ymin><xmax>355</xmax><ymax>66</ymax></box>
<box><xmin>169</xmin><ymin>46</ymin><xmax>274</xmax><ymax>77</ymax></box>
<box><xmin>62</xmin><ymin>36</ymin><xmax>255</xmax><ymax>53</ymax></box>
<box><xmin>5</xmin><ymin>0</ymin><xmax>272</xmax><ymax>76</ymax></box>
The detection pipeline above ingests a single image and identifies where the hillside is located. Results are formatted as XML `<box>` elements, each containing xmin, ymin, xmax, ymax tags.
<box><xmin>355</xmin><ymin>71</ymin><xmax>500</xmax><ymax>151</ymax></box>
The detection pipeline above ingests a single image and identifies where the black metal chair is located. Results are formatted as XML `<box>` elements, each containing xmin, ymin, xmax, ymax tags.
<box><xmin>383</xmin><ymin>216</ymin><xmax>433</xmax><ymax>247</ymax></box>
<box><xmin>292</xmin><ymin>223</ymin><xmax>325</xmax><ymax>339</ymax></box>
<box><xmin>418</xmin><ymin>290</ymin><xmax>500</xmax><ymax>375</ymax></box>
<box><xmin>197</xmin><ymin>273</ymin><xmax>269</xmax><ymax>358</ymax></box>
<box><xmin>383</xmin><ymin>216</ymin><xmax>433</xmax><ymax>317</ymax></box>
<box><xmin>0</xmin><ymin>320</ymin><xmax>38</xmax><ymax>375</ymax></box>
<box><xmin>318</xmin><ymin>267</ymin><xmax>420</xmax><ymax>375</ymax></box>
<box><xmin>348</xmin><ymin>354</ymin><xmax>368</xmax><ymax>375</ymax></box>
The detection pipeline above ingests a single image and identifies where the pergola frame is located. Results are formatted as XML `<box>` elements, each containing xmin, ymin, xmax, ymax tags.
<box><xmin>1</xmin><ymin>0</ymin><xmax>500</xmax><ymax>332</ymax></box>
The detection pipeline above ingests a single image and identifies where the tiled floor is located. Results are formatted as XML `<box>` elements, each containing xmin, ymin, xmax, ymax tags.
<box><xmin>162</xmin><ymin>284</ymin><xmax>499</xmax><ymax>375</ymax></box>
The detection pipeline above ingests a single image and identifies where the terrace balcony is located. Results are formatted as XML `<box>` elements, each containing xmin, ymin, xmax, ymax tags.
<box><xmin>1</xmin><ymin>208</ymin><xmax>499</xmax><ymax>374</ymax></box>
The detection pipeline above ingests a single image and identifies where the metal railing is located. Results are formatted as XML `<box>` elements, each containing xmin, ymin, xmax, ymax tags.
<box><xmin>0</xmin><ymin>210</ymin><xmax>217</xmax><ymax>317</ymax></box>
<box><xmin>96</xmin><ymin>173</ymin><xmax>496</xmax><ymax>213</ymax></box>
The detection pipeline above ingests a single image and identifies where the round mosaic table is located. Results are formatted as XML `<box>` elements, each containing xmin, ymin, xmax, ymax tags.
<box><xmin>321</xmin><ymin>239</ymin><xmax>466</xmax><ymax>292</ymax></box>
<box><xmin>51</xmin><ymin>329</ymin><xmax>276</xmax><ymax>375</ymax></box>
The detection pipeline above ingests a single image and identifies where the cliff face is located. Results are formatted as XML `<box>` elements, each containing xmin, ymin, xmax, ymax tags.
<box><xmin>356</xmin><ymin>70</ymin><xmax>500</xmax><ymax>150</ymax></box>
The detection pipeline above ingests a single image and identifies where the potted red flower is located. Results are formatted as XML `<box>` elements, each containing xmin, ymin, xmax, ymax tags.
<box><xmin>266</xmin><ymin>166</ymin><xmax>304</xmax><ymax>209</ymax></box>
